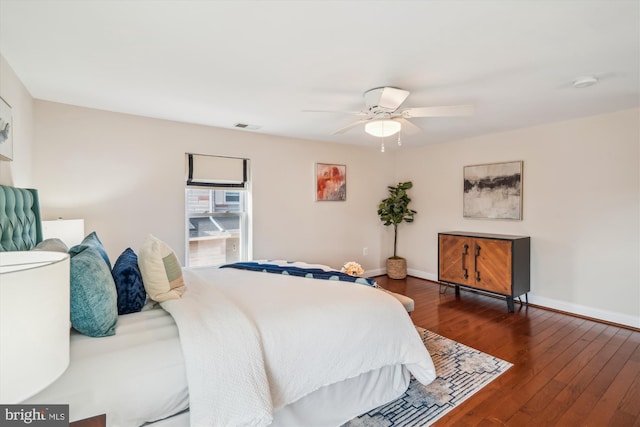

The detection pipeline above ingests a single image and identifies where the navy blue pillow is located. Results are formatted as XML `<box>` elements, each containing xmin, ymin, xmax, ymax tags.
<box><xmin>112</xmin><ymin>248</ymin><xmax>146</xmax><ymax>315</ymax></box>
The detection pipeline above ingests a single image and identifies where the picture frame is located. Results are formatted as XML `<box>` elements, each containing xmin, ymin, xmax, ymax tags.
<box><xmin>463</xmin><ymin>161</ymin><xmax>523</xmax><ymax>220</ymax></box>
<box><xmin>315</xmin><ymin>163</ymin><xmax>346</xmax><ymax>201</ymax></box>
<box><xmin>0</xmin><ymin>96</ymin><xmax>12</xmax><ymax>161</ymax></box>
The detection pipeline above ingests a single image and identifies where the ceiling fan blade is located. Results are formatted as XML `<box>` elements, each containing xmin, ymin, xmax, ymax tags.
<box><xmin>333</xmin><ymin>119</ymin><xmax>369</xmax><ymax>135</ymax></box>
<box><xmin>396</xmin><ymin>118</ymin><xmax>422</xmax><ymax>135</ymax></box>
<box><xmin>378</xmin><ymin>87</ymin><xmax>410</xmax><ymax>110</ymax></box>
<box><xmin>302</xmin><ymin>109</ymin><xmax>366</xmax><ymax>115</ymax></box>
<box><xmin>402</xmin><ymin>104</ymin><xmax>475</xmax><ymax>118</ymax></box>
<box><xmin>364</xmin><ymin>87</ymin><xmax>410</xmax><ymax>111</ymax></box>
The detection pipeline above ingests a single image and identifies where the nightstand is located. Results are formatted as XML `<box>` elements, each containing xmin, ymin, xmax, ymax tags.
<box><xmin>70</xmin><ymin>414</ymin><xmax>106</xmax><ymax>427</ymax></box>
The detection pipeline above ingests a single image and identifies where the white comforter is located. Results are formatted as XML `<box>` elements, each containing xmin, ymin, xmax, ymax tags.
<box><xmin>162</xmin><ymin>267</ymin><xmax>436</xmax><ymax>427</ymax></box>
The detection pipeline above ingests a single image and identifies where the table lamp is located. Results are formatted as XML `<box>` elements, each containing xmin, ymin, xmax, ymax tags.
<box><xmin>0</xmin><ymin>250</ymin><xmax>71</xmax><ymax>403</ymax></box>
<box><xmin>42</xmin><ymin>219</ymin><xmax>85</xmax><ymax>247</ymax></box>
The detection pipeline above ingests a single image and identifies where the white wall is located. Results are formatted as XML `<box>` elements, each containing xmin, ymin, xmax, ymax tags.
<box><xmin>395</xmin><ymin>109</ymin><xmax>640</xmax><ymax>327</ymax></box>
<box><xmin>6</xmin><ymin>64</ymin><xmax>635</xmax><ymax>327</ymax></box>
<box><xmin>32</xmin><ymin>100</ymin><xmax>395</xmax><ymax>272</ymax></box>
<box><xmin>0</xmin><ymin>55</ymin><xmax>35</xmax><ymax>186</ymax></box>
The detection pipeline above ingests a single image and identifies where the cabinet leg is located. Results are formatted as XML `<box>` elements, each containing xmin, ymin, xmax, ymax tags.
<box><xmin>506</xmin><ymin>296</ymin><xmax>515</xmax><ymax>313</ymax></box>
<box><xmin>438</xmin><ymin>282</ymin><xmax>448</xmax><ymax>295</ymax></box>
<box><xmin>517</xmin><ymin>293</ymin><xmax>529</xmax><ymax>306</ymax></box>
<box><xmin>455</xmin><ymin>285</ymin><xmax>460</xmax><ymax>296</ymax></box>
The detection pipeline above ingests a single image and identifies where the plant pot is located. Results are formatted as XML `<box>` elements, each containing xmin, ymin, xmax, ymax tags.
<box><xmin>386</xmin><ymin>257</ymin><xmax>407</xmax><ymax>279</ymax></box>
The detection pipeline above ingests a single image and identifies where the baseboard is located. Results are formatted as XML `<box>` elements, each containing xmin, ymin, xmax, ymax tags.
<box><xmin>366</xmin><ymin>268</ymin><xmax>437</xmax><ymax>281</ymax></box>
<box><xmin>527</xmin><ymin>294</ymin><xmax>639</xmax><ymax>329</ymax></box>
<box><xmin>402</xmin><ymin>269</ymin><xmax>640</xmax><ymax>330</ymax></box>
<box><xmin>406</xmin><ymin>268</ymin><xmax>438</xmax><ymax>282</ymax></box>
<box><xmin>364</xmin><ymin>268</ymin><xmax>386</xmax><ymax>277</ymax></box>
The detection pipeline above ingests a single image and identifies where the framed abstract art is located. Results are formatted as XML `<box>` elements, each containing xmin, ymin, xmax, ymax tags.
<box><xmin>316</xmin><ymin>163</ymin><xmax>346</xmax><ymax>201</ymax></box>
<box><xmin>463</xmin><ymin>161</ymin><xmax>523</xmax><ymax>220</ymax></box>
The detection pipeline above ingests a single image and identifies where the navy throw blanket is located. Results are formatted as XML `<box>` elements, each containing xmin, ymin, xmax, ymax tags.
<box><xmin>220</xmin><ymin>261</ymin><xmax>377</xmax><ymax>287</ymax></box>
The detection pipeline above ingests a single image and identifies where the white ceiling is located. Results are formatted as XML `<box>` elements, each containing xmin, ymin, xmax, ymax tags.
<box><xmin>1</xmin><ymin>1</ymin><xmax>638</xmax><ymax>149</ymax></box>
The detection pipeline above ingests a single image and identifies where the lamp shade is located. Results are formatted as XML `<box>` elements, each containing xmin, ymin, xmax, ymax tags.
<box><xmin>0</xmin><ymin>251</ymin><xmax>70</xmax><ymax>403</ymax></box>
<box><xmin>365</xmin><ymin>120</ymin><xmax>401</xmax><ymax>137</ymax></box>
<box><xmin>42</xmin><ymin>219</ymin><xmax>85</xmax><ymax>247</ymax></box>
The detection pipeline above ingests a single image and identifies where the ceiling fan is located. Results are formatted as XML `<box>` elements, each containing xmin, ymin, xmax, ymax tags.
<box><xmin>305</xmin><ymin>86</ymin><xmax>475</xmax><ymax>138</ymax></box>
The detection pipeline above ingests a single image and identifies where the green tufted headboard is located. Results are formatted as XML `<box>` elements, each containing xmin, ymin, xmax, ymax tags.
<box><xmin>0</xmin><ymin>184</ymin><xmax>43</xmax><ymax>251</ymax></box>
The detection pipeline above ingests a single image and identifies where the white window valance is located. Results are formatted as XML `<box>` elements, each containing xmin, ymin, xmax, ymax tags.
<box><xmin>186</xmin><ymin>154</ymin><xmax>247</xmax><ymax>188</ymax></box>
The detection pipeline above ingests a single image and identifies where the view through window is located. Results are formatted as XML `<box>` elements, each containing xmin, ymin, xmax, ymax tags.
<box><xmin>185</xmin><ymin>153</ymin><xmax>249</xmax><ymax>267</ymax></box>
<box><xmin>186</xmin><ymin>189</ymin><xmax>247</xmax><ymax>267</ymax></box>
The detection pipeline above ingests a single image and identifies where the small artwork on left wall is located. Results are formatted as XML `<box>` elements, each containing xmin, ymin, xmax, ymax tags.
<box><xmin>0</xmin><ymin>96</ymin><xmax>13</xmax><ymax>161</ymax></box>
<box><xmin>316</xmin><ymin>163</ymin><xmax>346</xmax><ymax>201</ymax></box>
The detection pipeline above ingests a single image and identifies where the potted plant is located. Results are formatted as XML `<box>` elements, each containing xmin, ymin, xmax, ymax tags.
<box><xmin>377</xmin><ymin>181</ymin><xmax>416</xmax><ymax>279</ymax></box>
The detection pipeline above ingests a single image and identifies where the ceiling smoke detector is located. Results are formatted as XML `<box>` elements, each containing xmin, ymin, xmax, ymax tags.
<box><xmin>573</xmin><ymin>76</ymin><xmax>599</xmax><ymax>89</ymax></box>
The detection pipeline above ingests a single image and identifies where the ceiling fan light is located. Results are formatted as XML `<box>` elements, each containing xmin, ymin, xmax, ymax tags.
<box><xmin>365</xmin><ymin>120</ymin><xmax>401</xmax><ymax>137</ymax></box>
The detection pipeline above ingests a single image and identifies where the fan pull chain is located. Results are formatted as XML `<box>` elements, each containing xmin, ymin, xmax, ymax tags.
<box><xmin>380</xmin><ymin>141</ymin><xmax>385</xmax><ymax>153</ymax></box>
<box><xmin>397</xmin><ymin>133</ymin><xmax>402</xmax><ymax>147</ymax></box>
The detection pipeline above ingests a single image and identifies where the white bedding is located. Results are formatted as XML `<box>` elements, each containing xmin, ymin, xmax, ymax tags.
<box><xmin>26</xmin><ymin>265</ymin><xmax>436</xmax><ymax>427</ymax></box>
<box><xmin>25</xmin><ymin>307</ymin><xmax>189</xmax><ymax>426</ymax></box>
<box><xmin>160</xmin><ymin>270</ymin><xmax>272</xmax><ymax>426</ymax></box>
<box><xmin>151</xmin><ymin>364</ymin><xmax>411</xmax><ymax>427</ymax></box>
<box><xmin>163</xmin><ymin>267</ymin><xmax>436</xmax><ymax>427</ymax></box>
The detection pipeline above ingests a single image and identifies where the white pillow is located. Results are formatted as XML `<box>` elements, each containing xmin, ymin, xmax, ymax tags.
<box><xmin>138</xmin><ymin>234</ymin><xmax>185</xmax><ymax>302</ymax></box>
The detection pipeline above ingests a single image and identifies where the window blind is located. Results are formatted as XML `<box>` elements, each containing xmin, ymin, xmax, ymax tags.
<box><xmin>186</xmin><ymin>154</ymin><xmax>247</xmax><ymax>188</ymax></box>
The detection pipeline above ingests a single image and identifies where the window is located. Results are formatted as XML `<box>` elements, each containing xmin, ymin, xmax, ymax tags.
<box><xmin>185</xmin><ymin>154</ymin><xmax>250</xmax><ymax>267</ymax></box>
<box><xmin>224</xmin><ymin>191</ymin><xmax>241</xmax><ymax>204</ymax></box>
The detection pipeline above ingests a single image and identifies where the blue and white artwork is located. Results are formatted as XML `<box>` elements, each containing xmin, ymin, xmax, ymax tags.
<box><xmin>463</xmin><ymin>161</ymin><xmax>522</xmax><ymax>220</ymax></box>
<box><xmin>0</xmin><ymin>96</ymin><xmax>12</xmax><ymax>161</ymax></box>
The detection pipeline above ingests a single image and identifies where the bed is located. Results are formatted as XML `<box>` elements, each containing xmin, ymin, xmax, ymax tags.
<box><xmin>0</xmin><ymin>184</ymin><xmax>436</xmax><ymax>426</ymax></box>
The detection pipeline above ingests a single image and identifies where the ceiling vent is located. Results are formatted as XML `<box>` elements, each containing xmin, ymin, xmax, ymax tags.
<box><xmin>233</xmin><ymin>123</ymin><xmax>261</xmax><ymax>130</ymax></box>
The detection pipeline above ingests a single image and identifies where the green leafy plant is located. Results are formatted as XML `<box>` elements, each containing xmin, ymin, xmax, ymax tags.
<box><xmin>377</xmin><ymin>181</ymin><xmax>417</xmax><ymax>258</ymax></box>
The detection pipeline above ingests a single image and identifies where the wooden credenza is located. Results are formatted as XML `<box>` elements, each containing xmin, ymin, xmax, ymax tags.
<box><xmin>438</xmin><ymin>231</ymin><xmax>530</xmax><ymax>312</ymax></box>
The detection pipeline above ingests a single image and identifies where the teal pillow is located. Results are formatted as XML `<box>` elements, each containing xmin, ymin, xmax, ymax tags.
<box><xmin>69</xmin><ymin>231</ymin><xmax>111</xmax><ymax>269</ymax></box>
<box><xmin>70</xmin><ymin>245</ymin><xmax>118</xmax><ymax>337</ymax></box>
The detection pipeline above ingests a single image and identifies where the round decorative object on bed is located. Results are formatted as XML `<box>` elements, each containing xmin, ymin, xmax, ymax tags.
<box><xmin>341</xmin><ymin>261</ymin><xmax>364</xmax><ymax>276</ymax></box>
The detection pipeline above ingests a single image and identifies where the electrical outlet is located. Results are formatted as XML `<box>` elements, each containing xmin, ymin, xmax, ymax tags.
<box><xmin>232</xmin><ymin>243</ymin><xmax>237</xmax><ymax>252</ymax></box>
<box><xmin>363</xmin><ymin>247</ymin><xmax>368</xmax><ymax>256</ymax></box>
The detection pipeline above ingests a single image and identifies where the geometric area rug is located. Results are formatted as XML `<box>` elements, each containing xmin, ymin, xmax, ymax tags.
<box><xmin>342</xmin><ymin>327</ymin><xmax>513</xmax><ymax>427</ymax></box>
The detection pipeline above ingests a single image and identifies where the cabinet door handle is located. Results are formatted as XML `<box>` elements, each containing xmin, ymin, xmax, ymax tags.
<box><xmin>462</xmin><ymin>244</ymin><xmax>469</xmax><ymax>279</ymax></box>
<box><xmin>474</xmin><ymin>245</ymin><xmax>481</xmax><ymax>281</ymax></box>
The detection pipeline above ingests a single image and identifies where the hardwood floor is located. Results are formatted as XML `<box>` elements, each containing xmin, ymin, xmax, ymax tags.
<box><xmin>376</xmin><ymin>275</ymin><xmax>640</xmax><ymax>427</ymax></box>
